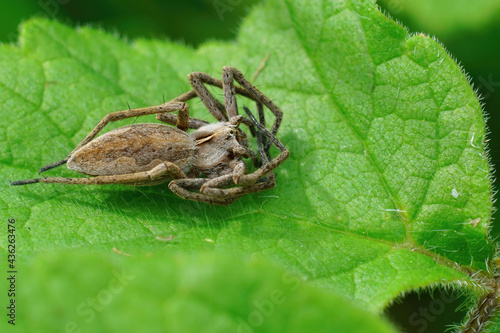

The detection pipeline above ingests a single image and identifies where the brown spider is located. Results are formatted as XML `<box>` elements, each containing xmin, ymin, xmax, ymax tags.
<box><xmin>11</xmin><ymin>67</ymin><xmax>289</xmax><ymax>205</ymax></box>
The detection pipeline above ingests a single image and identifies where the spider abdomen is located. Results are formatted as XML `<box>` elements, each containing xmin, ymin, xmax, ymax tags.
<box><xmin>67</xmin><ymin>123</ymin><xmax>196</xmax><ymax>176</ymax></box>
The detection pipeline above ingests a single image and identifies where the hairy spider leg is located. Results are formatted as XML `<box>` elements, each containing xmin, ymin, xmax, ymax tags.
<box><xmin>11</xmin><ymin>162</ymin><xmax>187</xmax><ymax>187</ymax></box>
<box><xmin>157</xmin><ymin>54</ymin><xmax>270</xmax><ymax>130</ymax></box>
<box><xmin>156</xmin><ymin>90</ymin><xmax>211</xmax><ymax>129</ymax></box>
<box><xmin>222</xmin><ymin>66</ymin><xmax>282</xmax><ymax>139</ymax></box>
<box><xmin>254</xmin><ymin>102</ymin><xmax>270</xmax><ymax>159</ymax></box>
<box><xmin>168</xmin><ymin>177</ymin><xmax>240</xmax><ymax>206</ymax></box>
<box><xmin>185</xmin><ymin>67</ymin><xmax>281</xmax><ymax>152</ymax></box>
<box><xmin>251</xmin><ymin>106</ymin><xmax>270</xmax><ymax>162</ymax></box>
<box><xmin>230</xmin><ymin>106</ymin><xmax>289</xmax><ymax>186</ymax></box>
<box><xmin>188</xmin><ymin>72</ymin><xmax>229</xmax><ymax>122</ymax></box>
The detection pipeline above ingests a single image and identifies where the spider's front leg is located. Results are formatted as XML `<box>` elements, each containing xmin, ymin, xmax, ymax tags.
<box><xmin>188</xmin><ymin>67</ymin><xmax>281</xmax><ymax>153</ymax></box>
<box><xmin>186</xmin><ymin>70</ymin><xmax>259</xmax><ymax>136</ymax></box>
<box><xmin>232</xmin><ymin>107</ymin><xmax>289</xmax><ymax>186</ymax></box>
<box><xmin>222</xmin><ymin>66</ymin><xmax>283</xmax><ymax>138</ymax></box>
<box><xmin>187</xmin><ymin>72</ymin><xmax>229</xmax><ymax>122</ymax></box>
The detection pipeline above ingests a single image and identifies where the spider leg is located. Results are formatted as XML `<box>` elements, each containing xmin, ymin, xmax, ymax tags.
<box><xmin>39</xmin><ymin>102</ymin><xmax>190</xmax><ymax>174</ymax></box>
<box><xmin>13</xmin><ymin>162</ymin><xmax>187</xmax><ymax>186</ymax></box>
<box><xmin>199</xmin><ymin>173</ymin><xmax>276</xmax><ymax>200</ymax></box>
<box><xmin>197</xmin><ymin>67</ymin><xmax>278</xmax><ymax>153</ymax></box>
<box><xmin>233</xmin><ymin>112</ymin><xmax>274</xmax><ymax>184</ymax></box>
<box><xmin>255</xmin><ymin>102</ymin><xmax>270</xmax><ymax>158</ymax></box>
<box><xmin>227</xmin><ymin>112</ymin><xmax>268</xmax><ymax>169</ymax></box>
<box><xmin>231</xmin><ymin>106</ymin><xmax>289</xmax><ymax>186</ymax></box>
<box><xmin>188</xmin><ymin>72</ymin><xmax>229</xmax><ymax>122</ymax></box>
<box><xmin>156</xmin><ymin>90</ymin><xmax>211</xmax><ymax>129</ymax></box>
<box><xmin>168</xmin><ymin>178</ymin><xmax>239</xmax><ymax>206</ymax></box>
<box><xmin>234</xmin><ymin>145</ymin><xmax>260</xmax><ymax>168</ymax></box>
<box><xmin>221</xmin><ymin>68</ymin><xmax>260</xmax><ymax>138</ymax></box>
<box><xmin>222</xmin><ymin>66</ymin><xmax>283</xmax><ymax>137</ymax></box>
<box><xmin>228</xmin><ymin>115</ymin><xmax>257</xmax><ymax>140</ymax></box>
<box><xmin>222</xmin><ymin>66</ymin><xmax>239</xmax><ymax>119</ymax></box>
<box><xmin>185</xmin><ymin>68</ymin><xmax>281</xmax><ymax>138</ymax></box>
<box><xmin>185</xmin><ymin>71</ymin><xmax>258</xmax><ymax>125</ymax></box>
<box><xmin>157</xmin><ymin>112</ymin><xmax>209</xmax><ymax>129</ymax></box>
<box><xmin>184</xmin><ymin>71</ymin><xmax>255</xmax><ymax>101</ymax></box>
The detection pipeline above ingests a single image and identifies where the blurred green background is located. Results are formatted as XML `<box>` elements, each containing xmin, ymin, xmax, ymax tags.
<box><xmin>1</xmin><ymin>0</ymin><xmax>498</xmax><ymax>332</ymax></box>
<box><xmin>0</xmin><ymin>0</ymin><xmax>261</xmax><ymax>46</ymax></box>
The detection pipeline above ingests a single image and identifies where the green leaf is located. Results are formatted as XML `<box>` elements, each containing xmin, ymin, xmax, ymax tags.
<box><xmin>2</xmin><ymin>251</ymin><xmax>397</xmax><ymax>333</ymax></box>
<box><xmin>0</xmin><ymin>0</ymin><xmax>494</xmax><ymax>330</ymax></box>
<box><xmin>378</xmin><ymin>0</ymin><xmax>500</xmax><ymax>37</ymax></box>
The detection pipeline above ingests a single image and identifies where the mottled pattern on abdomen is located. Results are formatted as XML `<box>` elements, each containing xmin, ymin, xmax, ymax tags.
<box><xmin>67</xmin><ymin>123</ymin><xmax>196</xmax><ymax>176</ymax></box>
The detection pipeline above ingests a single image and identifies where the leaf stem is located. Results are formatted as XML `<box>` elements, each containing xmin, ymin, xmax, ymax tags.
<box><xmin>460</xmin><ymin>274</ymin><xmax>500</xmax><ymax>332</ymax></box>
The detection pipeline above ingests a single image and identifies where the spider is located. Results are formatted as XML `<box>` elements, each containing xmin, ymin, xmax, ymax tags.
<box><xmin>11</xmin><ymin>66</ymin><xmax>289</xmax><ymax>205</ymax></box>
